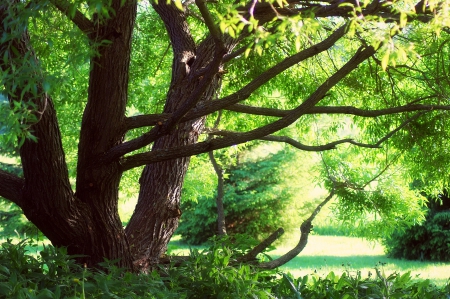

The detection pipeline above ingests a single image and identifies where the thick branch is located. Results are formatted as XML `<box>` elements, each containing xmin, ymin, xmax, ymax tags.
<box><xmin>247</xmin><ymin>0</ymin><xmax>434</xmax><ymax>24</ymax></box>
<box><xmin>0</xmin><ymin>169</ymin><xmax>24</xmax><ymax>206</ymax></box>
<box><xmin>124</xmin><ymin>113</ymin><xmax>170</xmax><ymax>131</ymax></box>
<box><xmin>120</xmin><ymin>45</ymin><xmax>376</xmax><ymax>170</ymax></box>
<box><xmin>49</xmin><ymin>0</ymin><xmax>94</xmax><ymax>34</ymax></box>
<box><xmin>105</xmin><ymin>24</ymin><xmax>347</xmax><ymax>158</ymax></box>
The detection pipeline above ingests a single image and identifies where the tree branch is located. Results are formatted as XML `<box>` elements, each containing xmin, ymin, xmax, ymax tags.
<box><xmin>374</xmin><ymin>111</ymin><xmax>426</xmax><ymax>146</ymax></box>
<box><xmin>124</xmin><ymin>113</ymin><xmax>170</xmax><ymax>131</ymax></box>
<box><xmin>186</xmin><ymin>25</ymin><xmax>348</xmax><ymax>119</ymax></box>
<box><xmin>257</xmin><ymin>189</ymin><xmax>335</xmax><ymax>269</ymax></box>
<box><xmin>195</xmin><ymin>0</ymin><xmax>224</xmax><ymax>49</ymax></box>
<box><xmin>120</xmin><ymin>45</ymin><xmax>376</xmax><ymax>170</ymax></box>
<box><xmin>206</xmin><ymin>130</ymin><xmax>380</xmax><ymax>151</ymax></box>
<box><xmin>104</xmin><ymin>24</ymin><xmax>347</xmax><ymax>158</ymax></box>
<box><xmin>225</xmin><ymin>103</ymin><xmax>450</xmax><ymax>118</ymax></box>
<box><xmin>260</xmin><ymin>135</ymin><xmax>380</xmax><ymax>150</ymax></box>
<box><xmin>0</xmin><ymin>169</ymin><xmax>24</xmax><ymax>206</ymax></box>
<box><xmin>49</xmin><ymin>0</ymin><xmax>94</xmax><ymax>34</ymax></box>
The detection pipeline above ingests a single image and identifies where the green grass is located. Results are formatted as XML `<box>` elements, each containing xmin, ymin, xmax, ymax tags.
<box><xmin>169</xmin><ymin>235</ymin><xmax>450</xmax><ymax>286</ymax></box>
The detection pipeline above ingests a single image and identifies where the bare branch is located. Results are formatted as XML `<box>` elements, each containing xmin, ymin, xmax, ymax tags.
<box><xmin>120</xmin><ymin>45</ymin><xmax>376</xmax><ymax>170</ymax></box>
<box><xmin>258</xmin><ymin>189</ymin><xmax>335</xmax><ymax>269</ymax></box>
<box><xmin>49</xmin><ymin>0</ymin><xmax>94</xmax><ymax>34</ymax></box>
<box><xmin>0</xmin><ymin>169</ymin><xmax>24</xmax><ymax>206</ymax></box>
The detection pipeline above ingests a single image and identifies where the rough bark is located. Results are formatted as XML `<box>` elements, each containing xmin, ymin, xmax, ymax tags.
<box><xmin>124</xmin><ymin>1</ymin><xmax>232</xmax><ymax>270</ymax></box>
<box><xmin>0</xmin><ymin>0</ymin><xmax>137</xmax><ymax>269</ymax></box>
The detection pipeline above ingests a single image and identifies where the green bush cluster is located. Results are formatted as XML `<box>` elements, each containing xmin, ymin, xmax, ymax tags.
<box><xmin>177</xmin><ymin>150</ymin><xmax>295</xmax><ymax>245</ymax></box>
<box><xmin>0</xmin><ymin>238</ymin><xmax>449</xmax><ymax>298</ymax></box>
<box><xmin>384</xmin><ymin>190</ymin><xmax>450</xmax><ymax>261</ymax></box>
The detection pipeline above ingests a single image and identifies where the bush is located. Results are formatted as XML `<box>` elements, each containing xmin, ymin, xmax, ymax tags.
<box><xmin>384</xmin><ymin>190</ymin><xmax>450</xmax><ymax>261</ymax></box>
<box><xmin>177</xmin><ymin>150</ymin><xmax>296</xmax><ymax>245</ymax></box>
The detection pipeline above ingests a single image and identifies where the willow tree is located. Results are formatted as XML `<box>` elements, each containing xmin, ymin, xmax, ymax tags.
<box><xmin>0</xmin><ymin>0</ymin><xmax>449</xmax><ymax>271</ymax></box>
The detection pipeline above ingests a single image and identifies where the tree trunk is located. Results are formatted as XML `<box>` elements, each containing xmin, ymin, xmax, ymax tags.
<box><xmin>0</xmin><ymin>0</ymin><xmax>137</xmax><ymax>269</ymax></box>
<box><xmin>208</xmin><ymin>151</ymin><xmax>227</xmax><ymax>235</ymax></box>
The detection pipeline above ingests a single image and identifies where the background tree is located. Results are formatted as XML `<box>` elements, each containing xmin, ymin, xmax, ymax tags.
<box><xmin>0</xmin><ymin>0</ymin><xmax>450</xmax><ymax>272</ymax></box>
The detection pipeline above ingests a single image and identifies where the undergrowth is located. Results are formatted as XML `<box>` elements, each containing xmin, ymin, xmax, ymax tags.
<box><xmin>0</xmin><ymin>238</ymin><xmax>449</xmax><ymax>298</ymax></box>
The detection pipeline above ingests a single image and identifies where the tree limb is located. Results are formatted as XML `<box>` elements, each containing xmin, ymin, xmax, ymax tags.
<box><xmin>120</xmin><ymin>45</ymin><xmax>376</xmax><ymax>170</ymax></box>
<box><xmin>109</xmin><ymin>24</ymin><xmax>347</xmax><ymax>156</ymax></box>
<box><xmin>257</xmin><ymin>189</ymin><xmax>336</xmax><ymax>269</ymax></box>
<box><xmin>260</xmin><ymin>135</ymin><xmax>380</xmax><ymax>150</ymax></box>
<box><xmin>206</xmin><ymin>130</ymin><xmax>380</xmax><ymax>151</ymax></box>
<box><xmin>195</xmin><ymin>0</ymin><xmax>224</xmax><ymax>49</ymax></box>
<box><xmin>0</xmin><ymin>169</ymin><xmax>24</xmax><ymax>206</ymax></box>
<box><xmin>49</xmin><ymin>0</ymin><xmax>94</xmax><ymax>34</ymax></box>
<box><xmin>124</xmin><ymin>113</ymin><xmax>170</xmax><ymax>131</ymax></box>
<box><xmin>225</xmin><ymin>103</ymin><xmax>450</xmax><ymax>118</ymax></box>
<box><xmin>186</xmin><ymin>25</ymin><xmax>348</xmax><ymax>119</ymax></box>
<box><xmin>237</xmin><ymin>228</ymin><xmax>284</xmax><ymax>263</ymax></box>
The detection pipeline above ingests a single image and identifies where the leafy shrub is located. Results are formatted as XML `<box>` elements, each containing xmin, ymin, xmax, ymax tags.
<box><xmin>177</xmin><ymin>150</ymin><xmax>296</xmax><ymax>245</ymax></box>
<box><xmin>384</xmin><ymin>189</ymin><xmax>450</xmax><ymax>261</ymax></box>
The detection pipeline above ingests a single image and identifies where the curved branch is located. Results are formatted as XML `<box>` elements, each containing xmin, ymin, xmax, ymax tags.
<box><xmin>49</xmin><ymin>0</ymin><xmax>94</xmax><ymax>34</ymax></box>
<box><xmin>0</xmin><ymin>169</ymin><xmax>24</xmax><ymax>206</ymax></box>
<box><xmin>258</xmin><ymin>189</ymin><xmax>335</xmax><ymax>269</ymax></box>
<box><xmin>120</xmin><ymin>45</ymin><xmax>376</xmax><ymax>170</ymax></box>
<box><xmin>259</xmin><ymin>135</ymin><xmax>380</xmax><ymax>150</ymax></box>
<box><xmin>207</xmin><ymin>130</ymin><xmax>380</xmax><ymax>150</ymax></box>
